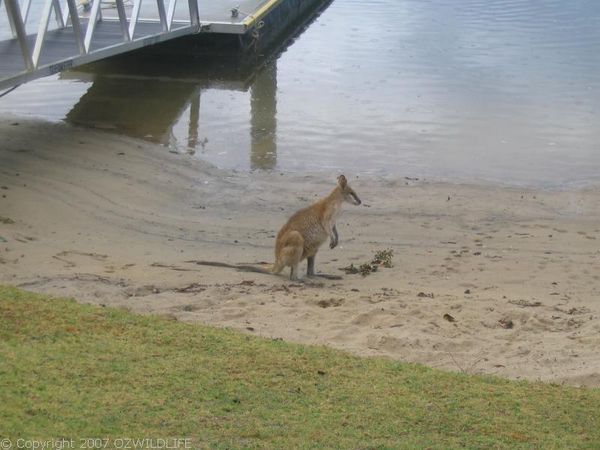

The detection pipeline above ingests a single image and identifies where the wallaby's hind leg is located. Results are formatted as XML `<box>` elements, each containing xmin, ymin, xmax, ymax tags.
<box><xmin>277</xmin><ymin>230</ymin><xmax>304</xmax><ymax>281</ymax></box>
<box><xmin>287</xmin><ymin>242</ymin><xmax>303</xmax><ymax>281</ymax></box>
<box><xmin>290</xmin><ymin>263</ymin><xmax>301</xmax><ymax>281</ymax></box>
<box><xmin>307</xmin><ymin>256</ymin><xmax>315</xmax><ymax>277</ymax></box>
<box><xmin>288</xmin><ymin>249</ymin><xmax>303</xmax><ymax>280</ymax></box>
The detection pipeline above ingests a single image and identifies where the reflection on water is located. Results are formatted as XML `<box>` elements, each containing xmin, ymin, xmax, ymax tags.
<box><xmin>250</xmin><ymin>62</ymin><xmax>277</xmax><ymax>170</ymax></box>
<box><xmin>1</xmin><ymin>0</ymin><xmax>600</xmax><ymax>187</ymax></box>
<box><xmin>59</xmin><ymin>56</ymin><xmax>281</xmax><ymax>169</ymax></box>
<box><xmin>66</xmin><ymin>77</ymin><xmax>199</xmax><ymax>143</ymax></box>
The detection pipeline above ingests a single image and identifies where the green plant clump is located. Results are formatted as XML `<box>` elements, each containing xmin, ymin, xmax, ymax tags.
<box><xmin>342</xmin><ymin>248</ymin><xmax>394</xmax><ymax>276</ymax></box>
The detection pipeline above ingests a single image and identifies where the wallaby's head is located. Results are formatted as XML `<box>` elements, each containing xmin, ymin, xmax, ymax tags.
<box><xmin>337</xmin><ymin>175</ymin><xmax>361</xmax><ymax>206</ymax></box>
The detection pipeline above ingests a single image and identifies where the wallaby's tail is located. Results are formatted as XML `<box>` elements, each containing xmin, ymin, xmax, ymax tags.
<box><xmin>235</xmin><ymin>264</ymin><xmax>274</xmax><ymax>275</ymax></box>
<box><xmin>186</xmin><ymin>260</ymin><xmax>273</xmax><ymax>275</ymax></box>
<box><xmin>271</xmin><ymin>260</ymin><xmax>284</xmax><ymax>275</ymax></box>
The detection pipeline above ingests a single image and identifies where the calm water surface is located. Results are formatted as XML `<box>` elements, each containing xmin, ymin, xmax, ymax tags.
<box><xmin>1</xmin><ymin>0</ymin><xmax>599</xmax><ymax>187</ymax></box>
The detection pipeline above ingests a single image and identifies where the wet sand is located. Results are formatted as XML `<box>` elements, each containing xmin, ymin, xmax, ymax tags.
<box><xmin>1</xmin><ymin>117</ymin><xmax>599</xmax><ymax>387</ymax></box>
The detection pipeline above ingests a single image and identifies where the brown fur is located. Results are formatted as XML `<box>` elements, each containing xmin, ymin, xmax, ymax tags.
<box><xmin>272</xmin><ymin>175</ymin><xmax>361</xmax><ymax>280</ymax></box>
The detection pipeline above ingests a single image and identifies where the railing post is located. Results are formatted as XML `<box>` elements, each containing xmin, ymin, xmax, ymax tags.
<box><xmin>84</xmin><ymin>0</ymin><xmax>103</xmax><ymax>52</ymax></box>
<box><xmin>129</xmin><ymin>0</ymin><xmax>143</xmax><ymax>39</ymax></box>
<box><xmin>114</xmin><ymin>0</ymin><xmax>131</xmax><ymax>41</ymax></box>
<box><xmin>32</xmin><ymin>0</ymin><xmax>57</xmax><ymax>67</ymax></box>
<box><xmin>166</xmin><ymin>0</ymin><xmax>177</xmax><ymax>31</ymax></box>
<box><xmin>21</xmin><ymin>0</ymin><xmax>33</xmax><ymax>23</ymax></box>
<box><xmin>188</xmin><ymin>0</ymin><xmax>199</xmax><ymax>29</ymax></box>
<box><xmin>3</xmin><ymin>0</ymin><xmax>18</xmax><ymax>39</ymax></box>
<box><xmin>65</xmin><ymin>0</ymin><xmax>86</xmax><ymax>54</ymax></box>
<box><xmin>4</xmin><ymin>0</ymin><xmax>34</xmax><ymax>70</ymax></box>
<box><xmin>51</xmin><ymin>0</ymin><xmax>64</xmax><ymax>28</ymax></box>
<box><xmin>156</xmin><ymin>0</ymin><xmax>168</xmax><ymax>32</ymax></box>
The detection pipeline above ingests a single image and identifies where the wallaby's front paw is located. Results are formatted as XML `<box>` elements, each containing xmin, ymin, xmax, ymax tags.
<box><xmin>330</xmin><ymin>241</ymin><xmax>337</xmax><ymax>249</ymax></box>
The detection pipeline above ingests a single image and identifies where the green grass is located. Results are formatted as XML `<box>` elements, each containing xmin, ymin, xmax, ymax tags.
<box><xmin>1</xmin><ymin>285</ymin><xmax>599</xmax><ymax>449</ymax></box>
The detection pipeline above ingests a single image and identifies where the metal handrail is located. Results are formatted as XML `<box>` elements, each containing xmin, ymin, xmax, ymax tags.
<box><xmin>3</xmin><ymin>0</ymin><xmax>34</xmax><ymax>69</ymax></box>
<box><xmin>1</xmin><ymin>0</ymin><xmax>201</xmax><ymax>72</ymax></box>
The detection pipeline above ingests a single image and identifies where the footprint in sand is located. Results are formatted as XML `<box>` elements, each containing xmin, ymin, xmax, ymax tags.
<box><xmin>53</xmin><ymin>250</ymin><xmax>108</xmax><ymax>268</ymax></box>
<box><xmin>316</xmin><ymin>298</ymin><xmax>344</xmax><ymax>308</ymax></box>
<box><xmin>172</xmin><ymin>304</ymin><xmax>202</xmax><ymax>312</ymax></box>
<box><xmin>366</xmin><ymin>335</ymin><xmax>407</xmax><ymax>352</ymax></box>
<box><xmin>522</xmin><ymin>314</ymin><xmax>585</xmax><ymax>333</ymax></box>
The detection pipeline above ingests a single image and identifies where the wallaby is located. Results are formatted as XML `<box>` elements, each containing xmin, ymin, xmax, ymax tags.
<box><xmin>188</xmin><ymin>175</ymin><xmax>361</xmax><ymax>281</ymax></box>
<box><xmin>271</xmin><ymin>174</ymin><xmax>361</xmax><ymax>280</ymax></box>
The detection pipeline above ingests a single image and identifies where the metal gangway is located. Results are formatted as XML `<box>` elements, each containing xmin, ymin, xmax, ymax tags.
<box><xmin>0</xmin><ymin>0</ymin><xmax>269</xmax><ymax>91</ymax></box>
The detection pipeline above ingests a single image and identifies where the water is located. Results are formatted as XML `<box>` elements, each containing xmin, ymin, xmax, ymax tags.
<box><xmin>1</xmin><ymin>0</ymin><xmax>600</xmax><ymax>187</ymax></box>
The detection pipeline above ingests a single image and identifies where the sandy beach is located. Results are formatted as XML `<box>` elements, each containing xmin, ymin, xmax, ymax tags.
<box><xmin>1</xmin><ymin>117</ymin><xmax>599</xmax><ymax>387</ymax></box>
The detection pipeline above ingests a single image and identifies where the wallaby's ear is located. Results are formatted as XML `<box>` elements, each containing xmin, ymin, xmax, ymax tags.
<box><xmin>338</xmin><ymin>175</ymin><xmax>347</xmax><ymax>188</ymax></box>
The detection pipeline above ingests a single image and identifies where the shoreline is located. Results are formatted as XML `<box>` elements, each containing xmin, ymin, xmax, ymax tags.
<box><xmin>1</xmin><ymin>117</ymin><xmax>599</xmax><ymax>387</ymax></box>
